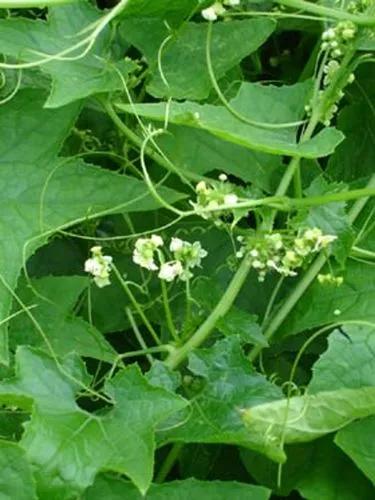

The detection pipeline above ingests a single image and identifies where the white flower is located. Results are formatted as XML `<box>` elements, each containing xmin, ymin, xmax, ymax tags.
<box><xmin>250</xmin><ymin>249</ymin><xmax>259</xmax><ymax>258</ymax></box>
<box><xmin>322</xmin><ymin>28</ymin><xmax>336</xmax><ymax>41</ymax></box>
<box><xmin>201</xmin><ymin>2</ymin><xmax>226</xmax><ymax>21</ymax></box>
<box><xmin>84</xmin><ymin>246</ymin><xmax>113</xmax><ymax>288</ymax></box>
<box><xmin>196</xmin><ymin>181</ymin><xmax>208</xmax><ymax>193</ymax></box>
<box><xmin>266</xmin><ymin>233</ymin><xmax>283</xmax><ymax>250</ymax></box>
<box><xmin>318</xmin><ymin>234</ymin><xmax>337</xmax><ymax>248</ymax></box>
<box><xmin>224</xmin><ymin>194</ymin><xmax>238</xmax><ymax>205</ymax></box>
<box><xmin>132</xmin><ymin>250</ymin><xmax>158</xmax><ymax>271</ymax></box>
<box><xmin>158</xmin><ymin>261</ymin><xmax>183</xmax><ymax>282</ymax></box>
<box><xmin>219</xmin><ymin>173</ymin><xmax>228</xmax><ymax>182</ymax></box>
<box><xmin>151</xmin><ymin>234</ymin><xmax>164</xmax><ymax>247</ymax></box>
<box><xmin>132</xmin><ymin>236</ymin><xmax>163</xmax><ymax>271</ymax></box>
<box><xmin>170</xmin><ymin>237</ymin><xmax>184</xmax><ymax>252</ymax></box>
<box><xmin>201</xmin><ymin>6</ymin><xmax>218</xmax><ymax>21</ymax></box>
<box><xmin>224</xmin><ymin>0</ymin><xmax>240</xmax><ymax>5</ymax></box>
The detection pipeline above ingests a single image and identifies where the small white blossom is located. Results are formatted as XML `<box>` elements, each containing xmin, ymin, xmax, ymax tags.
<box><xmin>84</xmin><ymin>246</ymin><xmax>113</xmax><ymax>288</ymax></box>
<box><xmin>158</xmin><ymin>261</ymin><xmax>183</xmax><ymax>282</ymax></box>
<box><xmin>132</xmin><ymin>236</ymin><xmax>162</xmax><ymax>271</ymax></box>
<box><xmin>196</xmin><ymin>181</ymin><xmax>208</xmax><ymax>193</ymax></box>
<box><xmin>170</xmin><ymin>237</ymin><xmax>184</xmax><ymax>252</ymax></box>
<box><xmin>219</xmin><ymin>173</ymin><xmax>228</xmax><ymax>182</ymax></box>
<box><xmin>250</xmin><ymin>249</ymin><xmax>259</xmax><ymax>258</ymax></box>
<box><xmin>201</xmin><ymin>2</ymin><xmax>226</xmax><ymax>21</ymax></box>
<box><xmin>151</xmin><ymin>234</ymin><xmax>164</xmax><ymax>247</ymax></box>
<box><xmin>334</xmin><ymin>309</ymin><xmax>342</xmax><ymax>316</ymax></box>
<box><xmin>224</xmin><ymin>0</ymin><xmax>240</xmax><ymax>5</ymax></box>
<box><xmin>322</xmin><ymin>28</ymin><xmax>336</xmax><ymax>41</ymax></box>
<box><xmin>224</xmin><ymin>194</ymin><xmax>238</xmax><ymax>205</ymax></box>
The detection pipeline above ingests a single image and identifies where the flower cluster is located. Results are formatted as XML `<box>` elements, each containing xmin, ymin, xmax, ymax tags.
<box><xmin>201</xmin><ymin>0</ymin><xmax>240</xmax><ymax>21</ymax></box>
<box><xmin>321</xmin><ymin>21</ymin><xmax>357</xmax><ymax>58</ymax></box>
<box><xmin>236</xmin><ymin>228</ymin><xmax>337</xmax><ymax>282</ymax></box>
<box><xmin>84</xmin><ymin>246</ymin><xmax>113</xmax><ymax>288</ymax></box>
<box><xmin>191</xmin><ymin>174</ymin><xmax>239</xmax><ymax>224</ymax></box>
<box><xmin>312</xmin><ymin>20</ymin><xmax>359</xmax><ymax>126</ymax></box>
<box><xmin>318</xmin><ymin>273</ymin><xmax>343</xmax><ymax>286</ymax></box>
<box><xmin>132</xmin><ymin>235</ymin><xmax>207</xmax><ymax>283</ymax></box>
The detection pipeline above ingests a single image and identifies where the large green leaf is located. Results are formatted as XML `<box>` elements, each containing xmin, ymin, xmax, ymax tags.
<box><xmin>0</xmin><ymin>2</ymin><xmax>136</xmax><ymax>107</ymax></box>
<box><xmin>159</xmin><ymin>337</ymin><xmax>282</xmax><ymax>454</ymax></box>
<box><xmin>118</xmin><ymin>81</ymin><xmax>344</xmax><ymax>157</ymax></box>
<box><xmin>121</xmin><ymin>18</ymin><xmax>275</xmax><ymax>100</ymax></box>
<box><xmin>336</xmin><ymin>416</ymin><xmax>375</xmax><ymax>485</ymax></box>
<box><xmin>278</xmin><ymin>260</ymin><xmax>375</xmax><ymax>337</ymax></box>
<box><xmin>0</xmin><ymin>89</ymin><xmax>184</xmax><ymax>365</ymax></box>
<box><xmin>296</xmin><ymin>436</ymin><xmax>374</xmax><ymax>500</ymax></box>
<box><xmin>0</xmin><ymin>440</ymin><xmax>37</xmax><ymax>500</ymax></box>
<box><xmin>242</xmin><ymin>326</ymin><xmax>375</xmax><ymax>462</ymax></box>
<box><xmin>240</xmin><ymin>437</ymin><xmax>374</xmax><ymax>499</ymax></box>
<box><xmin>157</xmin><ymin>125</ymin><xmax>281</xmax><ymax>192</ymax></box>
<box><xmin>121</xmin><ymin>0</ymin><xmax>200</xmax><ymax>22</ymax></box>
<box><xmin>10</xmin><ymin>276</ymin><xmax>116</xmax><ymax>362</ymax></box>
<box><xmin>84</xmin><ymin>475</ymin><xmax>271</xmax><ymax>500</ymax></box>
<box><xmin>327</xmin><ymin>102</ymin><xmax>375</xmax><ymax>182</ymax></box>
<box><xmin>309</xmin><ymin>324</ymin><xmax>375</xmax><ymax>392</ymax></box>
<box><xmin>0</xmin><ymin>347</ymin><xmax>186</xmax><ymax>497</ymax></box>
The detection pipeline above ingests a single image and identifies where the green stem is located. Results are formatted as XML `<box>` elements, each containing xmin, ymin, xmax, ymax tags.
<box><xmin>164</xmin><ymin>257</ymin><xmax>252</xmax><ymax>369</ymax></box>
<box><xmin>103</xmin><ymin>100</ymin><xmax>201</xmax><ymax>183</ymax></box>
<box><xmin>112</xmin><ymin>265</ymin><xmax>162</xmax><ymax>346</ymax></box>
<box><xmin>351</xmin><ymin>246</ymin><xmax>375</xmax><ymax>260</ymax></box>
<box><xmin>275</xmin><ymin>0</ymin><xmax>375</xmax><ymax>25</ymax></box>
<box><xmin>249</xmin><ymin>174</ymin><xmax>375</xmax><ymax>361</ymax></box>
<box><xmin>160</xmin><ymin>280</ymin><xmax>179</xmax><ymax>342</ymax></box>
<box><xmin>184</xmin><ymin>278</ymin><xmax>192</xmax><ymax>336</ymax></box>
<box><xmin>155</xmin><ymin>443</ymin><xmax>183</xmax><ymax>483</ymax></box>
<box><xmin>125</xmin><ymin>307</ymin><xmax>153</xmax><ymax>365</ymax></box>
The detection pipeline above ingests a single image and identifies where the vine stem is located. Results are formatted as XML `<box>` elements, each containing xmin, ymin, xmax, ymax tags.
<box><xmin>275</xmin><ymin>0</ymin><xmax>375</xmax><ymax>26</ymax></box>
<box><xmin>155</xmin><ymin>443</ymin><xmax>183</xmax><ymax>483</ymax></box>
<box><xmin>249</xmin><ymin>174</ymin><xmax>375</xmax><ymax>361</ymax></box>
<box><xmin>111</xmin><ymin>265</ymin><xmax>162</xmax><ymax>346</ymax></box>
<box><xmin>164</xmin><ymin>257</ymin><xmax>252</xmax><ymax>369</ymax></box>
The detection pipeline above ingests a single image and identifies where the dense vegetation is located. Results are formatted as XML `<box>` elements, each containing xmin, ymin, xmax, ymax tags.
<box><xmin>0</xmin><ymin>0</ymin><xmax>375</xmax><ymax>498</ymax></box>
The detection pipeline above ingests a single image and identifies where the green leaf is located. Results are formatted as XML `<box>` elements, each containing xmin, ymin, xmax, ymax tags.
<box><xmin>0</xmin><ymin>3</ymin><xmax>137</xmax><ymax>107</ymax></box>
<box><xmin>193</xmin><ymin>280</ymin><xmax>268</xmax><ymax>347</ymax></box>
<box><xmin>296</xmin><ymin>436</ymin><xmax>374</xmax><ymax>500</ymax></box>
<box><xmin>278</xmin><ymin>260</ymin><xmax>375</xmax><ymax>337</ymax></box>
<box><xmin>84</xmin><ymin>475</ymin><xmax>271</xmax><ymax>500</ymax></box>
<box><xmin>309</xmin><ymin>324</ymin><xmax>375</xmax><ymax>392</ymax></box>
<box><xmin>157</xmin><ymin>125</ymin><xmax>282</xmax><ymax>192</ymax></box>
<box><xmin>0</xmin><ymin>347</ymin><xmax>186</xmax><ymax>497</ymax></box>
<box><xmin>121</xmin><ymin>0</ymin><xmax>200</xmax><ymax>23</ymax></box>
<box><xmin>159</xmin><ymin>337</ymin><xmax>282</xmax><ymax>454</ymax></box>
<box><xmin>117</xmin><ymin>81</ymin><xmax>344</xmax><ymax>158</ymax></box>
<box><xmin>0</xmin><ymin>440</ymin><xmax>37</xmax><ymax>500</ymax></box>
<box><xmin>242</xmin><ymin>326</ymin><xmax>375</xmax><ymax>462</ymax></box>
<box><xmin>302</xmin><ymin>177</ymin><xmax>354</xmax><ymax>264</ymax></box>
<box><xmin>241</xmin><ymin>437</ymin><xmax>374</xmax><ymax>498</ymax></box>
<box><xmin>336</xmin><ymin>416</ymin><xmax>375</xmax><ymax>485</ymax></box>
<box><xmin>121</xmin><ymin>18</ymin><xmax>275</xmax><ymax>100</ymax></box>
<box><xmin>0</xmin><ymin>89</ymin><xmax>184</xmax><ymax>365</ymax></box>
<box><xmin>10</xmin><ymin>276</ymin><xmax>116</xmax><ymax>362</ymax></box>
<box><xmin>327</xmin><ymin>103</ymin><xmax>375</xmax><ymax>182</ymax></box>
